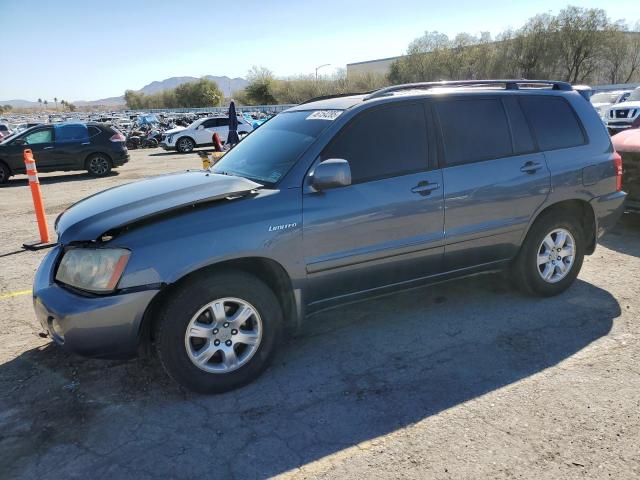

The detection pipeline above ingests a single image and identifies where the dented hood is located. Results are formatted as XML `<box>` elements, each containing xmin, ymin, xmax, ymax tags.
<box><xmin>56</xmin><ymin>171</ymin><xmax>261</xmax><ymax>243</ymax></box>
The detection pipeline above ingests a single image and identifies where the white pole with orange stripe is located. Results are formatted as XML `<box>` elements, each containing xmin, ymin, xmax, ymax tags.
<box><xmin>23</xmin><ymin>148</ymin><xmax>51</xmax><ymax>244</ymax></box>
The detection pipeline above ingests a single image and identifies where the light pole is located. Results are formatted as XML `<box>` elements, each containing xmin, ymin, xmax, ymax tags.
<box><xmin>315</xmin><ymin>64</ymin><xmax>331</xmax><ymax>80</ymax></box>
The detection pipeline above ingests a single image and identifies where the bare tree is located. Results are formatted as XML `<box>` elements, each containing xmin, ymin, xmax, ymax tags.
<box><xmin>555</xmin><ymin>6</ymin><xmax>611</xmax><ymax>83</ymax></box>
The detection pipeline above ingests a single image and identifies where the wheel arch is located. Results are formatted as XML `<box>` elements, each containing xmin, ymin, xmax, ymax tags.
<box><xmin>0</xmin><ymin>158</ymin><xmax>11</xmax><ymax>175</ymax></box>
<box><xmin>524</xmin><ymin>199</ymin><xmax>596</xmax><ymax>255</ymax></box>
<box><xmin>138</xmin><ymin>256</ymin><xmax>298</xmax><ymax>353</ymax></box>
<box><xmin>176</xmin><ymin>135</ymin><xmax>196</xmax><ymax>149</ymax></box>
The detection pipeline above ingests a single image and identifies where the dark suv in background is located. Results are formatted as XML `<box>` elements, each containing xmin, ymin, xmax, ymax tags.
<box><xmin>0</xmin><ymin>122</ymin><xmax>129</xmax><ymax>184</ymax></box>
<box><xmin>32</xmin><ymin>80</ymin><xmax>626</xmax><ymax>393</ymax></box>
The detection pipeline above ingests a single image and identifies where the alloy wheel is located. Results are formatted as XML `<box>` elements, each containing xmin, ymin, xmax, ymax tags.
<box><xmin>184</xmin><ymin>297</ymin><xmax>263</xmax><ymax>373</ymax></box>
<box><xmin>536</xmin><ymin>228</ymin><xmax>575</xmax><ymax>283</ymax></box>
<box><xmin>89</xmin><ymin>156</ymin><xmax>109</xmax><ymax>175</ymax></box>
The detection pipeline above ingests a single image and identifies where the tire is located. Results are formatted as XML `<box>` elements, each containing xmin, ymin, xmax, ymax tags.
<box><xmin>176</xmin><ymin>137</ymin><xmax>194</xmax><ymax>153</ymax></box>
<box><xmin>512</xmin><ymin>210</ymin><xmax>585</xmax><ymax>297</ymax></box>
<box><xmin>146</xmin><ymin>138</ymin><xmax>158</xmax><ymax>148</ymax></box>
<box><xmin>86</xmin><ymin>153</ymin><xmax>112</xmax><ymax>177</ymax></box>
<box><xmin>0</xmin><ymin>162</ymin><xmax>10</xmax><ymax>184</ymax></box>
<box><xmin>154</xmin><ymin>270</ymin><xmax>283</xmax><ymax>393</ymax></box>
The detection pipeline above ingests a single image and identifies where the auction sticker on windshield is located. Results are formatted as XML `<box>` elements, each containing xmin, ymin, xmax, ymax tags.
<box><xmin>306</xmin><ymin>110</ymin><xmax>342</xmax><ymax>121</ymax></box>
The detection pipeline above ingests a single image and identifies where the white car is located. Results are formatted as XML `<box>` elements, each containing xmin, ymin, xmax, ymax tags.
<box><xmin>591</xmin><ymin>90</ymin><xmax>633</xmax><ymax>118</ymax></box>
<box><xmin>160</xmin><ymin>116</ymin><xmax>254</xmax><ymax>153</ymax></box>
<box><xmin>603</xmin><ymin>87</ymin><xmax>640</xmax><ymax>133</ymax></box>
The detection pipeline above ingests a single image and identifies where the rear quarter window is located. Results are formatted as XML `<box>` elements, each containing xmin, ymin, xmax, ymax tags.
<box><xmin>88</xmin><ymin>126</ymin><xmax>102</xmax><ymax>137</ymax></box>
<box><xmin>519</xmin><ymin>96</ymin><xmax>586</xmax><ymax>151</ymax></box>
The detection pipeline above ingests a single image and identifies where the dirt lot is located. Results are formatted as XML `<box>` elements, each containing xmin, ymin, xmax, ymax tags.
<box><xmin>1</xmin><ymin>148</ymin><xmax>639</xmax><ymax>480</ymax></box>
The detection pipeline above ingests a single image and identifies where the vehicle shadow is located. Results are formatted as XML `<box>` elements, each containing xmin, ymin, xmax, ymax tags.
<box><xmin>599</xmin><ymin>211</ymin><xmax>640</xmax><ymax>257</ymax></box>
<box><xmin>0</xmin><ymin>275</ymin><xmax>620</xmax><ymax>479</ymax></box>
<box><xmin>0</xmin><ymin>171</ymin><xmax>120</xmax><ymax>188</ymax></box>
<box><xmin>148</xmin><ymin>148</ymin><xmax>212</xmax><ymax>157</ymax></box>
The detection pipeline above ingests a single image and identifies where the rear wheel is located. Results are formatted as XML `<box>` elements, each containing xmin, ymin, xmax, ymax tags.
<box><xmin>176</xmin><ymin>137</ymin><xmax>194</xmax><ymax>153</ymax></box>
<box><xmin>512</xmin><ymin>211</ymin><xmax>584</xmax><ymax>296</ymax></box>
<box><xmin>0</xmin><ymin>162</ymin><xmax>10</xmax><ymax>184</ymax></box>
<box><xmin>154</xmin><ymin>271</ymin><xmax>283</xmax><ymax>393</ymax></box>
<box><xmin>86</xmin><ymin>153</ymin><xmax>112</xmax><ymax>177</ymax></box>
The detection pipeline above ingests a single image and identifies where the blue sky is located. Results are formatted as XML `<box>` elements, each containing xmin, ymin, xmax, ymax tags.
<box><xmin>0</xmin><ymin>0</ymin><xmax>637</xmax><ymax>101</ymax></box>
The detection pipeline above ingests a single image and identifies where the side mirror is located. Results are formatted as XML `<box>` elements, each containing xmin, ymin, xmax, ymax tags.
<box><xmin>197</xmin><ymin>125</ymin><xmax>204</xmax><ymax>130</ymax></box>
<box><xmin>13</xmin><ymin>138</ymin><xmax>26</xmax><ymax>146</ymax></box>
<box><xmin>311</xmin><ymin>159</ymin><xmax>351</xmax><ymax>191</ymax></box>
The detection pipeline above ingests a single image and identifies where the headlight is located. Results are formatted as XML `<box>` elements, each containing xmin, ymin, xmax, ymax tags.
<box><xmin>55</xmin><ymin>248</ymin><xmax>130</xmax><ymax>293</ymax></box>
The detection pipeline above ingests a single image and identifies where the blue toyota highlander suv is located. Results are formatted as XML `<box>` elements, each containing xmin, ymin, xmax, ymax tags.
<box><xmin>33</xmin><ymin>80</ymin><xmax>626</xmax><ymax>393</ymax></box>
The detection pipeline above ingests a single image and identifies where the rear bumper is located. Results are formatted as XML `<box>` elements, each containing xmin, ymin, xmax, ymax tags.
<box><xmin>591</xmin><ymin>191</ymin><xmax>627</xmax><ymax>239</ymax></box>
<box><xmin>32</xmin><ymin>246</ymin><xmax>159</xmax><ymax>359</ymax></box>
<box><xmin>112</xmin><ymin>149</ymin><xmax>130</xmax><ymax>166</ymax></box>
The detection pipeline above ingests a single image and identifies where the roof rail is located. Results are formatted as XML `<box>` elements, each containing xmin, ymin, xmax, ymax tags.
<box><xmin>364</xmin><ymin>79</ymin><xmax>573</xmax><ymax>100</ymax></box>
<box><xmin>298</xmin><ymin>92</ymin><xmax>371</xmax><ymax>106</ymax></box>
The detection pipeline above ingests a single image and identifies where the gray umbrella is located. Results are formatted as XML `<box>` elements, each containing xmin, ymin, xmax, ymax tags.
<box><xmin>226</xmin><ymin>100</ymin><xmax>240</xmax><ymax>146</ymax></box>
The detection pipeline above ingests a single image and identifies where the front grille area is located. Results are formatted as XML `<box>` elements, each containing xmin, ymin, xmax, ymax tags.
<box><xmin>615</xmin><ymin>109</ymin><xmax>629</xmax><ymax>118</ymax></box>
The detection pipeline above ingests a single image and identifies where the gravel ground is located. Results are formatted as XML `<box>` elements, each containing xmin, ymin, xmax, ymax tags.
<box><xmin>0</xmin><ymin>148</ymin><xmax>639</xmax><ymax>480</ymax></box>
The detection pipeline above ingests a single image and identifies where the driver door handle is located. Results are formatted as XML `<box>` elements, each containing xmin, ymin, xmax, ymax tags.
<box><xmin>43</xmin><ymin>146</ymin><xmax>54</xmax><ymax>150</ymax></box>
<box><xmin>411</xmin><ymin>181</ymin><xmax>440</xmax><ymax>196</ymax></box>
<box><xmin>520</xmin><ymin>161</ymin><xmax>543</xmax><ymax>174</ymax></box>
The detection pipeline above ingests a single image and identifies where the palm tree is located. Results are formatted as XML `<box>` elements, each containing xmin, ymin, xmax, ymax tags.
<box><xmin>54</xmin><ymin>97</ymin><xmax>58</xmax><ymax>110</ymax></box>
<box><xmin>61</xmin><ymin>100</ymin><xmax>66</xmax><ymax>110</ymax></box>
<box><xmin>44</xmin><ymin>100</ymin><xmax>48</xmax><ymax>110</ymax></box>
<box><xmin>38</xmin><ymin>98</ymin><xmax>42</xmax><ymax>109</ymax></box>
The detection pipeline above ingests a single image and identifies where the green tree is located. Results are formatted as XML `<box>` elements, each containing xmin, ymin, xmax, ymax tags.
<box><xmin>54</xmin><ymin>97</ymin><xmax>58</xmax><ymax>110</ymax></box>
<box><xmin>242</xmin><ymin>66</ymin><xmax>278</xmax><ymax>105</ymax></box>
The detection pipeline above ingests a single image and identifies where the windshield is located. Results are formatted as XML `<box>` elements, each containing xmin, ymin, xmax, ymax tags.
<box><xmin>590</xmin><ymin>92</ymin><xmax>617</xmax><ymax>104</ymax></box>
<box><xmin>212</xmin><ymin>110</ymin><xmax>341</xmax><ymax>185</ymax></box>
<box><xmin>629</xmin><ymin>89</ymin><xmax>640</xmax><ymax>102</ymax></box>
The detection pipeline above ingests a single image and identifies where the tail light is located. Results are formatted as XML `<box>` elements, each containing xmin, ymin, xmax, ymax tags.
<box><xmin>109</xmin><ymin>131</ymin><xmax>126</xmax><ymax>142</ymax></box>
<box><xmin>613</xmin><ymin>151</ymin><xmax>623</xmax><ymax>191</ymax></box>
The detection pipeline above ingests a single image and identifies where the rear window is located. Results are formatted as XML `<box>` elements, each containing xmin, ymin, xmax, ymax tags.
<box><xmin>55</xmin><ymin>124</ymin><xmax>89</xmax><ymax>144</ymax></box>
<box><xmin>519</xmin><ymin>96</ymin><xmax>585</xmax><ymax>151</ymax></box>
<box><xmin>436</xmin><ymin>98</ymin><xmax>512</xmax><ymax>165</ymax></box>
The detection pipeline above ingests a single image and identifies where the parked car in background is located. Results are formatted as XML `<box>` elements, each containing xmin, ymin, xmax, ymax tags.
<box><xmin>0</xmin><ymin>123</ymin><xmax>13</xmax><ymax>141</ymax></box>
<box><xmin>160</xmin><ymin>116</ymin><xmax>254</xmax><ymax>153</ymax></box>
<box><xmin>612</xmin><ymin>129</ymin><xmax>640</xmax><ymax>210</ymax></box>
<box><xmin>604</xmin><ymin>87</ymin><xmax>640</xmax><ymax>133</ymax></box>
<box><xmin>14</xmin><ymin>122</ymin><xmax>43</xmax><ymax>133</ymax></box>
<box><xmin>590</xmin><ymin>90</ymin><xmax>632</xmax><ymax>117</ymax></box>
<box><xmin>32</xmin><ymin>80</ymin><xmax>625</xmax><ymax>393</ymax></box>
<box><xmin>0</xmin><ymin>122</ymin><xmax>129</xmax><ymax>184</ymax></box>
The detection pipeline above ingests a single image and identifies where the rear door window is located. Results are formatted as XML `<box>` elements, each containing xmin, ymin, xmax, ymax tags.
<box><xmin>322</xmin><ymin>102</ymin><xmax>429</xmax><ymax>183</ymax></box>
<box><xmin>55</xmin><ymin>124</ymin><xmax>89</xmax><ymax>144</ymax></box>
<box><xmin>519</xmin><ymin>96</ymin><xmax>586</xmax><ymax>151</ymax></box>
<box><xmin>436</xmin><ymin>98</ymin><xmax>512</xmax><ymax>166</ymax></box>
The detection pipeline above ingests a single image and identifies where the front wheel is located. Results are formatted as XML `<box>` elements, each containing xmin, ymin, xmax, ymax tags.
<box><xmin>86</xmin><ymin>153</ymin><xmax>112</xmax><ymax>177</ymax></box>
<box><xmin>154</xmin><ymin>271</ymin><xmax>283</xmax><ymax>393</ymax></box>
<box><xmin>512</xmin><ymin>211</ymin><xmax>585</xmax><ymax>296</ymax></box>
<box><xmin>176</xmin><ymin>137</ymin><xmax>194</xmax><ymax>153</ymax></box>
